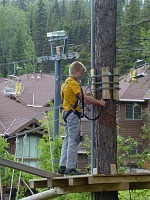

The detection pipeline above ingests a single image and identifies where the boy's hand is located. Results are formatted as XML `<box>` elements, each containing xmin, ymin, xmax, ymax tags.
<box><xmin>100</xmin><ymin>98</ymin><xmax>105</xmax><ymax>107</ymax></box>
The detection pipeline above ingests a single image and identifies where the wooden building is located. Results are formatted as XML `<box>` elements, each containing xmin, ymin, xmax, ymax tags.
<box><xmin>118</xmin><ymin>68</ymin><xmax>150</xmax><ymax>146</ymax></box>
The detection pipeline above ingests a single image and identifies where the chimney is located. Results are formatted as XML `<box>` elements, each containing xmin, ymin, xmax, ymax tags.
<box><xmin>40</xmin><ymin>70</ymin><xmax>42</xmax><ymax>78</ymax></box>
<box><xmin>37</xmin><ymin>70</ymin><xmax>42</xmax><ymax>79</ymax></box>
<box><xmin>31</xmin><ymin>70</ymin><xmax>36</xmax><ymax>80</ymax></box>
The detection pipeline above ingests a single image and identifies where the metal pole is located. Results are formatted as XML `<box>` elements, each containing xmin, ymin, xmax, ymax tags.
<box><xmin>13</xmin><ymin>63</ymin><xmax>16</xmax><ymax>76</ymax></box>
<box><xmin>91</xmin><ymin>0</ymin><xmax>95</xmax><ymax>175</ymax></box>
<box><xmin>53</xmin><ymin>60</ymin><xmax>61</xmax><ymax>139</ymax></box>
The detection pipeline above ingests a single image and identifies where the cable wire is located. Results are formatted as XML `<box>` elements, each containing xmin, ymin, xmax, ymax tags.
<box><xmin>9</xmin><ymin>136</ymin><xmax>19</xmax><ymax>200</ymax></box>
<box><xmin>16</xmin><ymin>134</ymin><xmax>27</xmax><ymax>200</ymax></box>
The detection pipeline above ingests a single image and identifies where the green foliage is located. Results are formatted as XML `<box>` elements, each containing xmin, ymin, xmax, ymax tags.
<box><xmin>36</xmin><ymin>134</ymin><xmax>63</xmax><ymax>172</ymax></box>
<box><xmin>119</xmin><ymin>190</ymin><xmax>150</xmax><ymax>200</ymax></box>
<box><xmin>117</xmin><ymin>132</ymin><xmax>150</xmax><ymax>199</ymax></box>
<box><xmin>0</xmin><ymin>136</ymin><xmax>15</xmax><ymax>185</ymax></box>
<box><xmin>117</xmin><ymin>0</ymin><xmax>142</xmax><ymax>74</ymax></box>
<box><xmin>140</xmin><ymin>106</ymin><xmax>150</xmax><ymax>169</ymax></box>
<box><xmin>0</xmin><ymin>136</ymin><xmax>9</xmax><ymax>157</ymax></box>
<box><xmin>141</xmin><ymin>0</ymin><xmax>150</xmax><ymax>31</ymax></box>
<box><xmin>117</xmin><ymin>135</ymin><xmax>138</xmax><ymax>173</ymax></box>
<box><xmin>37</xmin><ymin>104</ymin><xmax>64</xmax><ymax>172</ymax></box>
<box><xmin>0</xmin><ymin>136</ymin><xmax>34</xmax><ymax>188</ymax></box>
<box><xmin>55</xmin><ymin>192</ymin><xmax>91</xmax><ymax>200</ymax></box>
<box><xmin>140</xmin><ymin>28</ymin><xmax>150</xmax><ymax>64</ymax></box>
<box><xmin>0</xmin><ymin>4</ymin><xmax>36</xmax><ymax>76</ymax></box>
<box><xmin>117</xmin><ymin>108</ymin><xmax>150</xmax><ymax>171</ymax></box>
<box><xmin>0</xmin><ymin>0</ymin><xmax>149</xmax><ymax>77</ymax></box>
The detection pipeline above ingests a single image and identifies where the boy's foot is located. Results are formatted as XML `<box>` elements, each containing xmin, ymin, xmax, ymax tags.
<box><xmin>64</xmin><ymin>168</ymin><xmax>84</xmax><ymax>176</ymax></box>
<box><xmin>57</xmin><ymin>166</ymin><xmax>66</xmax><ymax>175</ymax></box>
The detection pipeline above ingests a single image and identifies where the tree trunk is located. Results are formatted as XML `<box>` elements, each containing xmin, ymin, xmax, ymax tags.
<box><xmin>93</xmin><ymin>0</ymin><xmax>118</xmax><ymax>199</ymax></box>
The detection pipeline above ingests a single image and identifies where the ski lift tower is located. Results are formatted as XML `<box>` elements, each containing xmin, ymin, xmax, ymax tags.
<box><xmin>38</xmin><ymin>30</ymin><xmax>79</xmax><ymax>139</ymax></box>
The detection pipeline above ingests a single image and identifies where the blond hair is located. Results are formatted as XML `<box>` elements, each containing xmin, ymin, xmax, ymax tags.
<box><xmin>69</xmin><ymin>61</ymin><xmax>86</xmax><ymax>75</ymax></box>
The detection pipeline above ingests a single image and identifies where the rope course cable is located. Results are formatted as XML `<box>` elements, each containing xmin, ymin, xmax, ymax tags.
<box><xmin>0</xmin><ymin>172</ymin><xmax>3</xmax><ymax>200</ymax></box>
<box><xmin>16</xmin><ymin>134</ymin><xmax>27</xmax><ymax>200</ymax></box>
<box><xmin>9</xmin><ymin>136</ymin><xmax>19</xmax><ymax>200</ymax></box>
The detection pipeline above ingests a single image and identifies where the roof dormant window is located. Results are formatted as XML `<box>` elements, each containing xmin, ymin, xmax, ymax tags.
<box><xmin>125</xmin><ymin>103</ymin><xmax>142</xmax><ymax>120</ymax></box>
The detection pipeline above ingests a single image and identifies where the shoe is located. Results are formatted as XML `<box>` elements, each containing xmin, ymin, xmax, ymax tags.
<box><xmin>64</xmin><ymin>168</ymin><xmax>84</xmax><ymax>176</ymax></box>
<box><xmin>57</xmin><ymin>166</ymin><xmax>66</xmax><ymax>175</ymax></box>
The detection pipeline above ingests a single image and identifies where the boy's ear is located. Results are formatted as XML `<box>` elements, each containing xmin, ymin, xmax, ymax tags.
<box><xmin>73</xmin><ymin>69</ymin><xmax>77</xmax><ymax>74</ymax></box>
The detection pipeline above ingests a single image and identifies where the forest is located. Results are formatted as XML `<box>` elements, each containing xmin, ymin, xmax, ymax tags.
<box><xmin>0</xmin><ymin>0</ymin><xmax>149</xmax><ymax>77</ymax></box>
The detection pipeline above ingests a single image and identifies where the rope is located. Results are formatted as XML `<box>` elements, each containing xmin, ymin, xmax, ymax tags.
<box><xmin>16</xmin><ymin>134</ymin><xmax>27</xmax><ymax>200</ymax></box>
<box><xmin>20</xmin><ymin>178</ymin><xmax>34</xmax><ymax>195</ymax></box>
<box><xmin>0</xmin><ymin>172</ymin><xmax>3</xmax><ymax>200</ymax></box>
<box><xmin>9</xmin><ymin>136</ymin><xmax>19</xmax><ymax>200</ymax></box>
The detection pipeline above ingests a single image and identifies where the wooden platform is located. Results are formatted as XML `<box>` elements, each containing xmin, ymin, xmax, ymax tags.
<box><xmin>30</xmin><ymin>173</ymin><xmax>150</xmax><ymax>194</ymax></box>
<box><xmin>1</xmin><ymin>158</ymin><xmax>149</xmax><ymax>195</ymax></box>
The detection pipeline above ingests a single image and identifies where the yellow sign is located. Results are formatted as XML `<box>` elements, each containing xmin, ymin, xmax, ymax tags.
<box><xmin>129</xmin><ymin>68</ymin><xmax>138</xmax><ymax>83</ymax></box>
<box><xmin>15</xmin><ymin>81</ymin><xmax>22</xmax><ymax>96</ymax></box>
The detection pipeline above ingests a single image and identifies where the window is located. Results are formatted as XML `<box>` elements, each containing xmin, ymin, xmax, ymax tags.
<box><xmin>125</xmin><ymin>104</ymin><xmax>142</xmax><ymax>120</ymax></box>
<box><xmin>130</xmin><ymin>145</ymin><xmax>137</xmax><ymax>155</ymax></box>
<box><xmin>16</xmin><ymin>135</ymin><xmax>40</xmax><ymax>168</ymax></box>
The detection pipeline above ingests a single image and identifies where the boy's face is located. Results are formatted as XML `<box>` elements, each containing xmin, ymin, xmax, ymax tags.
<box><xmin>74</xmin><ymin>69</ymin><xmax>85</xmax><ymax>78</ymax></box>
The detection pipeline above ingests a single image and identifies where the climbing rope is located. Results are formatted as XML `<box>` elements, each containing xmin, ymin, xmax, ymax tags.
<box><xmin>16</xmin><ymin>134</ymin><xmax>27</xmax><ymax>200</ymax></box>
<box><xmin>9</xmin><ymin>136</ymin><xmax>19</xmax><ymax>200</ymax></box>
<box><xmin>0</xmin><ymin>172</ymin><xmax>3</xmax><ymax>200</ymax></box>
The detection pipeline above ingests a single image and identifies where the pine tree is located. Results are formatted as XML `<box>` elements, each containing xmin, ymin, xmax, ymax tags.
<box><xmin>117</xmin><ymin>0</ymin><xmax>142</xmax><ymax>74</ymax></box>
<box><xmin>33</xmin><ymin>0</ymin><xmax>47</xmax><ymax>56</ymax></box>
<box><xmin>94</xmin><ymin>0</ymin><xmax>118</xmax><ymax>199</ymax></box>
<box><xmin>0</xmin><ymin>5</ymin><xmax>36</xmax><ymax>77</ymax></box>
<box><xmin>141</xmin><ymin>0</ymin><xmax>150</xmax><ymax>31</ymax></box>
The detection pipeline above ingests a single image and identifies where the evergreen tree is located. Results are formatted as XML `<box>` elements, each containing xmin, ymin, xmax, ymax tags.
<box><xmin>117</xmin><ymin>0</ymin><xmax>126</xmax><ymax>26</ymax></box>
<box><xmin>140</xmin><ymin>28</ymin><xmax>150</xmax><ymax>63</ymax></box>
<box><xmin>141</xmin><ymin>0</ymin><xmax>150</xmax><ymax>31</ymax></box>
<box><xmin>33</xmin><ymin>0</ymin><xmax>47</xmax><ymax>56</ymax></box>
<box><xmin>117</xmin><ymin>0</ymin><xmax>142</xmax><ymax>74</ymax></box>
<box><xmin>94</xmin><ymin>0</ymin><xmax>118</xmax><ymax>199</ymax></box>
<box><xmin>0</xmin><ymin>4</ymin><xmax>36</xmax><ymax>77</ymax></box>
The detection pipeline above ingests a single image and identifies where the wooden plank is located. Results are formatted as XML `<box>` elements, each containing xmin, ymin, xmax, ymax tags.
<box><xmin>51</xmin><ymin>179</ymin><xmax>69</xmax><ymax>188</ymax></box>
<box><xmin>113</xmin><ymin>67</ymin><xmax>119</xmax><ymax>101</ymax></box>
<box><xmin>30</xmin><ymin>178</ymin><xmax>51</xmax><ymax>188</ymax></box>
<box><xmin>88</xmin><ymin>174</ymin><xmax>150</xmax><ymax>184</ymax></box>
<box><xmin>0</xmin><ymin>158</ymin><xmax>58</xmax><ymax>178</ymax></box>
<box><xmin>90</xmin><ymin>68</ymin><xmax>96</xmax><ymax>98</ymax></box>
<box><xmin>57</xmin><ymin>183</ymin><xmax>129</xmax><ymax>194</ymax></box>
<box><xmin>69</xmin><ymin>177</ymin><xmax>88</xmax><ymax>186</ymax></box>
<box><xmin>130</xmin><ymin>182</ymin><xmax>150</xmax><ymax>190</ymax></box>
<box><xmin>52</xmin><ymin>174</ymin><xmax>90</xmax><ymax>180</ymax></box>
<box><xmin>110</xmin><ymin>164</ymin><xmax>117</xmax><ymax>175</ymax></box>
<box><xmin>102</xmin><ymin>67</ymin><xmax>111</xmax><ymax>99</ymax></box>
<box><xmin>51</xmin><ymin>175</ymin><xmax>89</xmax><ymax>187</ymax></box>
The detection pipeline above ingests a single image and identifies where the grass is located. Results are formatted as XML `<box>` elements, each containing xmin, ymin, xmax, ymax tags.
<box><xmin>119</xmin><ymin>190</ymin><xmax>150</xmax><ymax>200</ymax></box>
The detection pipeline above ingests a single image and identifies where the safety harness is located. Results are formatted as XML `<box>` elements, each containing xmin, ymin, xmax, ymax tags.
<box><xmin>63</xmin><ymin>99</ymin><xmax>81</xmax><ymax>122</ymax></box>
<box><xmin>80</xmin><ymin>87</ymin><xmax>102</xmax><ymax>121</ymax></box>
<box><xmin>62</xmin><ymin>79</ymin><xmax>102</xmax><ymax>122</ymax></box>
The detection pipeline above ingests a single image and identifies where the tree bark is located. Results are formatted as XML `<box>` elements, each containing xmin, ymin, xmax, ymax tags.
<box><xmin>93</xmin><ymin>0</ymin><xmax>118</xmax><ymax>199</ymax></box>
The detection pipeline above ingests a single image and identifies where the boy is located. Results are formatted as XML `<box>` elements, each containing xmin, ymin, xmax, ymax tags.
<box><xmin>58</xmin><ymin>61</ymin><xmax>105</xmax><ymax>175</ymax></box>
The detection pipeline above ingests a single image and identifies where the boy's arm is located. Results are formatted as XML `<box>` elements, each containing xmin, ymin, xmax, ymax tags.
<box><xmin>78</xmin><ymin>92</ymin><xmax>105</xmax><ymax>107</ymax></box>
